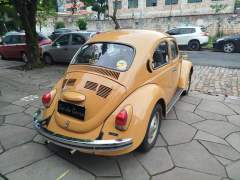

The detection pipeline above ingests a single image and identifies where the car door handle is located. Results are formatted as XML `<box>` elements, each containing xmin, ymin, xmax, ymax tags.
<box><xmin>172</xmin><ymin>67</ymin><xmax>177</xmax><ymax>72</ymax></box>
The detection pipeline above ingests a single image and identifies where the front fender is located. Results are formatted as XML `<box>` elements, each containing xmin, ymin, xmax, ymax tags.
<box><xmin>178</xmin><ymin>60</ymin><xmax>193</xmax><ymax>90</ymax></box>
<box><xmin>99</xmin><ymin>84</ymin><xmax>167</xmax><ymax>155</ymax></box>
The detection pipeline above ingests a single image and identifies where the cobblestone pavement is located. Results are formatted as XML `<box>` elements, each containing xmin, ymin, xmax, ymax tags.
<box><xmin>0</xmin><ymin>65</ymin><xmax>240</xmax><ymax>180</ymax></box>
<box><xmin>191</xmin><ymin>66</ymin><xmax>240</xmax><ymax>97</ymax></box>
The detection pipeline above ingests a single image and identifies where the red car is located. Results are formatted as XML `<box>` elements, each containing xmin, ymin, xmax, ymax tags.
<box><xmin>0</xmin><ymin>32</ymin><xmax>52</xmax><ymax>62</ymax></box>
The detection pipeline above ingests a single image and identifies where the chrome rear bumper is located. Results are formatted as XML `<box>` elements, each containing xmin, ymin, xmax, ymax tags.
<box><xmin>33</xmin><ymin>110</ymin><xmax>133</xmax><ymax>152</ymax></box>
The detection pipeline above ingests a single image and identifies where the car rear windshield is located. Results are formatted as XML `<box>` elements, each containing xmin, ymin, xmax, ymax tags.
<box><xmin>71</xmin><ymin>42</ymin><xmax>135</xmax><ymax>71</ymax></box>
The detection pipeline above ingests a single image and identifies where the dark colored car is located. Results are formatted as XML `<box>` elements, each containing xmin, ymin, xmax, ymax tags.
<box><xmin>0</xmin><ymin>32</ymin><xmax>52</xmax><ymax>61</ymax></box>
<box><xmin>42</xmin><ymin>32</ymin><xmax>87</xmax><ymax>64</ymax></box>
<box><xmin>213</xmin><ymin>34</ymin><xmax>240</xmax><ymax>53</ymax></box>
<box><xmin>49</xmin><ymin>28</ymin><xmax>78</xmax><ymax>41</ymax></box>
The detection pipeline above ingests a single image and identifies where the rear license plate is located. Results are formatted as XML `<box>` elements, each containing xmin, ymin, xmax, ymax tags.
<box><xmin>58</xmin><ymin>101</ymin><xmax>85</xmax><ymax>120</ymax></box>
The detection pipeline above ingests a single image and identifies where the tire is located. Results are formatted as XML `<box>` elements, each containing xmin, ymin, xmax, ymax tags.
<box><xmin>22</xmin><ymin>52</ymin><xmax>28</xmax><ymax>63</ymax></box>
<box><xmin>43</xmin><ymin>54</ymin><xmax>53</xmax><ymax>65</ymax></box>
<box><xmin>138</xmin><ymin>104</ymin><xmax>162</xmax><ymax>152</ymax></box>
<box><xmin>223</xmin><ymin>42</ymin><xmax>235</xmax><ymax>53</ymax></box>
<box><xmin>182</xmin><ymin>73</ymin><xmax>192</xmax><ymax>96</ymax></box>
<box><xmin>188</xmin><ymin>40</ymin><xmax>200</xmax><ymax>51</ymax></box>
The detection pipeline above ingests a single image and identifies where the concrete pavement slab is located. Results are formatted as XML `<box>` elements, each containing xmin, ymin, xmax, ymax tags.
<box><xmin>0</xmin><ymin>105</ymin><xmax>25</xmax><ymax>116</ymax></box>
<box><xmin>225</xmin><ymin>132</ymin><xmax>240</xmax><ymax>153</ymax></box>
<box><xmin>194</xmin><ymin>131</ymin><xmax>229</xmax><ymax>146</ymax></box>
<box><xmin>5</xmin><ymin>112</ymin><xmax>32</xmax><ymax>126</ymax></box>
<box><xmin>135</xmin><ymin>147</ymin><xmax>174</xmax><ymax>175</ymax></box>
<box><xmin>226</xmin><ymin>160</ymin><xmax>240</xmax><ymax>180</ymax></box>
<box><xmin>193</xmin><ymin>120</ymin><xmax>240</xmax><ymax>138</ymax></box>
<box><xmin>161</xmin><ymin>120</ymin><xmax>197</xmax><ymax>145</ymax></box>
<box><xmin>0</xmin><ymin>125</ymin><xmax>36</xmax><ymax>150</ymax></box>
<box><xmin>227</xmin><ymin>115</ymin><xmax>240</xmax><ymax>127</ymax></box>
<box><xmin>0</xmin><ymin>143</ymin><xmax>53</xmax><ymax>174</ymax></box>
<box><xmin>117</xmin><ymin>154</ymin><xmax>149</xmax><ymax>180</ymax></box>
<box><xmin>6</xmin><ymin>156</ymin><xmax>95</xmax><ymax>180</ymax></box>
<box><xmin>194</xmin><ymin>109</ymin><xmax>227</xmax><ymax>121</ymax></box>
<box><xmin>152</xmin><ymin>167</ymin><xmax>221</xmax><ymax>180</ymax></box>
<box><xmin>169</xmin><ymin>141</ymin><xmax>226</xmax><ymax>177</ymax></box>
<box><xmin>200</xmin><ymin>141</ymin><xmax>240</xmax><ymax>161</ymax></box>
<box><xmin>197</xmin><ymin>100</ymin><xmax>236</xmax><ymax>116</ymax></box>
<box><xmin>176</xmin><ymin>110</ymin><xmax>205</xmax><ymax>124</ymax></box>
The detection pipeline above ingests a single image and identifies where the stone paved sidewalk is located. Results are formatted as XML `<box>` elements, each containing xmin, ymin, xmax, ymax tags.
<box><xmin>191</xmin><ymin>66</ymin><xmax>240</xmax><ymax>97</ymax></box>
<box><xmin>0</xmin><ymin>65</ymin><xmax>240</xmax><ymax>180</ymax></box>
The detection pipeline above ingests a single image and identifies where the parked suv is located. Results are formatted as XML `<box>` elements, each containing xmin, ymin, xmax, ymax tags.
<box><xmin>0</xmin><ymin>32</ymin><xmax>52</xmax><ymax>61</ymax></box>
<box><xmin>166</xmin><ymin>26</ymin><xmax>209</xmax><ymax>51</ymax></box>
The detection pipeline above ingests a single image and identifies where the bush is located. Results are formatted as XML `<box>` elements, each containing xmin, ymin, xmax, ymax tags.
<box><xmin>76</xmin><ymin>18</ymin><xmax>87</xmax><ymax>30</ymax></box>
<box><xmin>55</xmin><ymin>21</ymin><xmax>65</xmax><ymax>29</ymax></box>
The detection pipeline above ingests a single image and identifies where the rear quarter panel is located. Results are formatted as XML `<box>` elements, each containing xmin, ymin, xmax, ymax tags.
<box><xmin>178</xmin><ymin>59</ymin><xmax>193</xmax><ymax>90</ymax></box>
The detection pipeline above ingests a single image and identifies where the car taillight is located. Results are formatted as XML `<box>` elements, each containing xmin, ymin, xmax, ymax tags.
<box><xmin>201</xmin><ymin>32</ymin><xmax>209</xmax><ymax>36</ymax></box>
<box><xmin>115</xmin><ymin>109</ymin><xmax>128</xmax><ymax>131</ymax></box>
<box><xmin>42</xmin><ymin>89</ymin><xmax>56</xmax><ymax>108</ymax></box>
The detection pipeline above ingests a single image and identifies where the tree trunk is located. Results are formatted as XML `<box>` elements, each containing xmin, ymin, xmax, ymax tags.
<box><xmin>12</xmin><ymin>0</ymin><xmax>43</xmax><ymax>69</ymax></box>
<box><xmin>109</xmin><ymin>0</ymin><xmax>120</xmax><ymax>29</ymax></box>
<box><xmin>97</xmin><ymin>11</ymin><xmax>100</xmax><ymax>20</ymax></box>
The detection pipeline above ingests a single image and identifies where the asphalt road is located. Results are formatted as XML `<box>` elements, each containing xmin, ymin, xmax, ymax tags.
<box><xmin>185</xmin><ymin>50</ymin><xmax>240</xmax><ymax>68</ymax></box>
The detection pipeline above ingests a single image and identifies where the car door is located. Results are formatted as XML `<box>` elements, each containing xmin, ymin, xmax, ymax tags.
<box><xmin>66</xmin><ymin>33</ymin><xmax>86</xmax><ymax>63</ymax></box>
<box><xmin>49</xmin><ymin>34</ymin><xmax>71</xmax><ymax>62</ymax></box>
<box><xmin>168</xmin><ymin>39</ymin><xmax>181</xmax><ymax>94</ymax></box>
<box><xmin>151</xmin><ymin>40</ymin><xmax>175</xmax><ymax>103</ymax></box>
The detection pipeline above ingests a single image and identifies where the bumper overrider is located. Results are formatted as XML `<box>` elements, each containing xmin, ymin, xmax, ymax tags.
<box><xmin>33</xmin><ymin>109</ymin><xmax>133</xmax><ymax>153</ymax></box>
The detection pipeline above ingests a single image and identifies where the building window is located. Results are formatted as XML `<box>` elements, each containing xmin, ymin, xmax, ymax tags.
<box><xmin>128</xmin><ymin>0</ymin><xmax>138</xmax><ymax>8</ymax></box>
<box><xmin>113</xmin><ymin>1</ymin><xmax>122</xmax><ymax>9</ymax></box>
<box><xmin>165</xmin><ymin>0</ymin><xmax>178</xmax><ymax>5</ymax></box>
<box><xmin>146</xmin><ymin>0</ymin><xmax>157</xmax><ymax>7</ymax></box>
<box><xmin>188</xmin><ymin>0</ymin><xmax>202</xmax><ymax>3</ymax></box>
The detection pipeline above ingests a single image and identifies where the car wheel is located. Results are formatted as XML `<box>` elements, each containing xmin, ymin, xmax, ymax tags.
<box><xmin>43</xmin><ymin>54</ymin><xmax>53</xmax><ymax>65</ymax></box>
<box><xmin>223</xmin><ymin>42</ymin><xmax>235</xmax><ymax>53</ymax></box>
<box><xmin>138</xmin><ymin>104</ymin><xmax>162</xmax><ymax>152</ymax></box>
<box><xmin>22</xmin><ymin>52</ymin><xmax>28</xmax><ymax>63</ymax></box>
<box><xmin>188</xmin><ymin>40</ymin><xmax>200</xmax><ymax>51</ymax></box>
<box><xmin>182</xmin><ymin>73</ymin><xmax>192</xmax><ymax>96</ymax></box>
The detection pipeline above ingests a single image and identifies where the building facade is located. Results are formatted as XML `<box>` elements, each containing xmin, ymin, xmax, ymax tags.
<box><xmin>108</xmin><ymin>0</ymin><xmax>236</xmax><ymax>19</ymax></box>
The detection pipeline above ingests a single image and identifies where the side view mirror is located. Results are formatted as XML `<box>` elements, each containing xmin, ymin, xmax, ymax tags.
<box><xmin>147</xmin><ymin>59</ymin><xmax>153</xmax><ymax>73</ymax></box>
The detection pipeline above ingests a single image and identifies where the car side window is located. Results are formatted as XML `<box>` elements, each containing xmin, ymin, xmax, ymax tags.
<box><xmin>54</xmin><ymin>34</ymin><xmax>70</xmax><ymax>46</ymax></box>
<box><xmin>169</xmin><ymin>41</ymin><xmax>178</xmax><ymax>60</ymax></box>
<box><xmin>3</xmin><ymin>36</ymin><xmax>11</xmax><ymax>44</ymax></box>
<box><xmin>10</xmin><ymin>35</ymin><xmax>22</xmax><ymax>44</ymax></box>
<box><xmin>167</xmin><ymin>28</ymin><xmax>180</xmax><ymax>35</ymax></box>
<box><xmin>152</xmin><ymin>41</ymin><xmax>169</xmax><ymax>69</ymax></box>
<box><xmin>179</xmin><ymin>28</ymin><xmax>195</xmax><ymax>34</ymax></box>
<box><xmin>71</xmin><ymin>34</ymin><xmax>86</xmax><ymax>45</ymax></box>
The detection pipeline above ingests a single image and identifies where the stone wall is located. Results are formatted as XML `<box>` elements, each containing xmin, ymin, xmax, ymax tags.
<box><xmin>87</xmin><ymin>13</ymin><xmax>240</xmax><ymax>36</ymax></box>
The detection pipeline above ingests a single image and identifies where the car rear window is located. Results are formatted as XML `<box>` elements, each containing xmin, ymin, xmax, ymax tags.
<box><xmin>71</xmin><ymin>42</ymin><xmax>135</xmax><ymax>71</ymax></box>
<box><xmin>200</xmin><ymin>27</ymin><xmax>207</xmax><ymax>32</ymax></box>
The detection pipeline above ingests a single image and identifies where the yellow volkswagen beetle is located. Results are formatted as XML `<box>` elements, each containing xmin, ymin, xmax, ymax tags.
<box><xmin>34</xmin><ymin>30</ymin><xmax>193</xmax><ymax>156</ymax></box>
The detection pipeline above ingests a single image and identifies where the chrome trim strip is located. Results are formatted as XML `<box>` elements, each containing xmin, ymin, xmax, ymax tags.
<box><xmin>33</xmin><ymin>110</ymin><xmax>133</xmax><ymax>152</ymax></box>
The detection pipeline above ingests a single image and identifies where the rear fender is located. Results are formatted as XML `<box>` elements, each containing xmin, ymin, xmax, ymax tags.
<box><xmin>178</xmin><ymin>60</ymin><xmax>193</xmax><ymax>90</ymax></box>
<box><xmin>100</xmin><ymin>84</ymin><xmax>167</xmax><ymax>155</ymax></box>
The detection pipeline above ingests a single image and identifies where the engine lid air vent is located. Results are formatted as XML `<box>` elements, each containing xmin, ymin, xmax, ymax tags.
<box><xmin>66</xmin><ymin>79</ymin><xmax>76</xmax><ymax>86</ymax></box>
<box><xmin>84</xmin><ymin>81</ymin><xmax>98</xmax><ymax>91</ymax></box>
<box><xmin>97</xmin><ymin>85</ymin><xmax>112</xmax><ymax>98</ymax></box>
<box><xmin>81</xmin><ymin>66</ymin><xmax>120</xmax><ymax>80</ymax></box>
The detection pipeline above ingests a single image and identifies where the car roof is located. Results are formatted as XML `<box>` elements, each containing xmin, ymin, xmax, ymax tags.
<box><xmin>5</xmin><ymin>31</ymin><xmax>25</xmax><ymax>36</ymax></box>
<box><xmin>88</xmin><ymin>29</ymin><xmax>169</xmax><ymax>48</ymax></box>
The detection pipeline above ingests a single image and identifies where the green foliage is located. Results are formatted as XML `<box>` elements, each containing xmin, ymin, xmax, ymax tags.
<box><xmin>91</xmin><ymin>0</ymin><xmax>108</xmax><ymax>20</ymax></box>
<box><xmin>55</xmin><ymin>21</ymin><xmax>65</xmax><ymax>29</ymax></box>
<box><xmin>210</xmin><ymin>3</ymin><xmax>228</xmax><ymax>14</ymax></box>
<box><xmin>37</xmin><ymin>0</ymin><xmax>57</xmax><ymax>31</ymax></box>
<box><xmin>76</xmin><ymin>18</ymin><xmax>87</xmax><ymax>30</ymax></box>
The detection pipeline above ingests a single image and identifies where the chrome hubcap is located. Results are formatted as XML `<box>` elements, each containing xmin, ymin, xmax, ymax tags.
<box><xmin>148</xmin><ymin>112</ymin><xmax>160</xmax><ymax>144</ymax></box>
<box><xmin>224</xmin><ymin>43</ymin><xmax>234</xmax><ymax>53</ymax></box>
